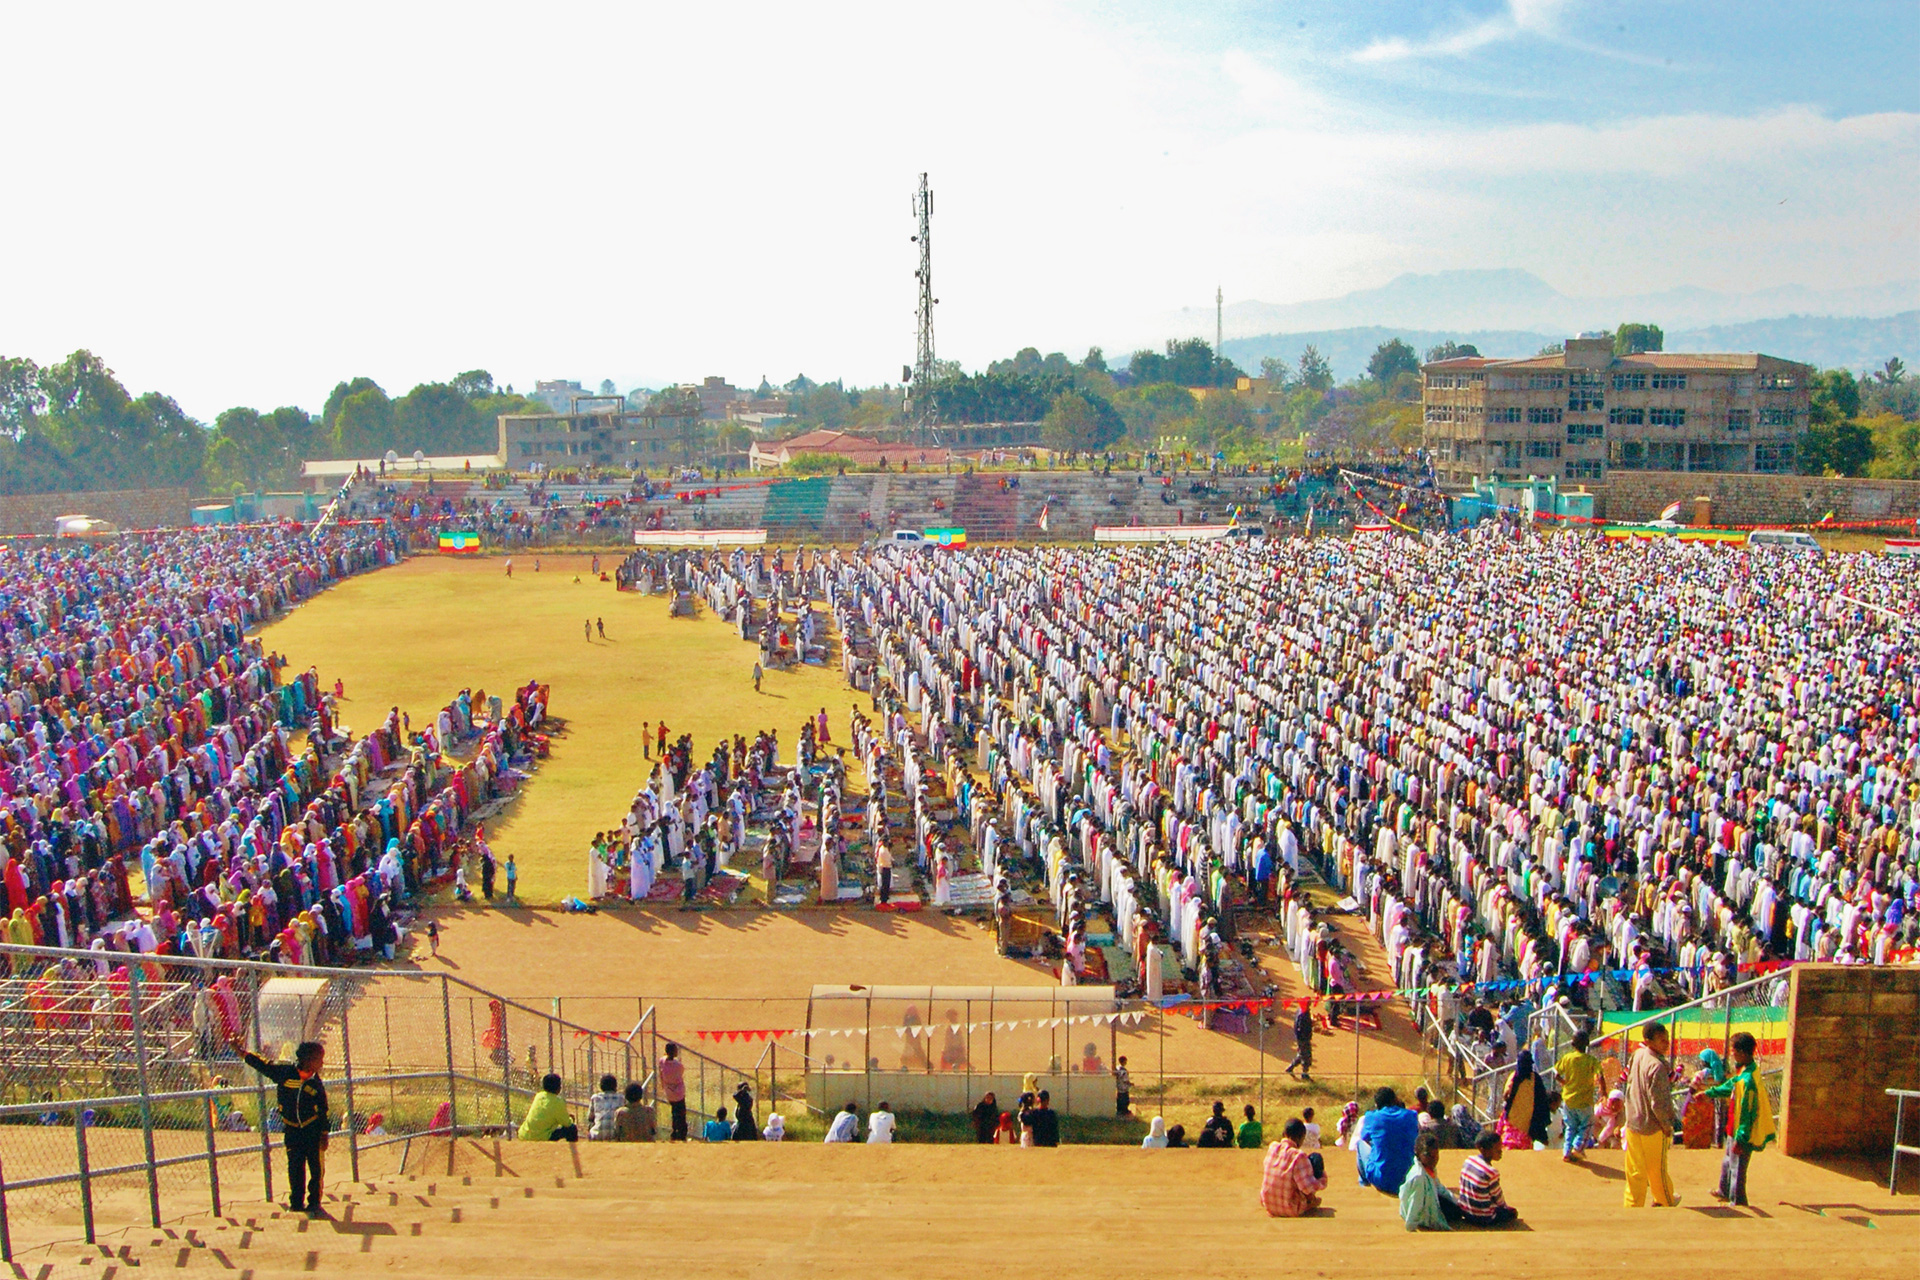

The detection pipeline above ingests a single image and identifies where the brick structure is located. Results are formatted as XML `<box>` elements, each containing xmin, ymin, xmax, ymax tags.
<box><xmin>0</xmin><ymin>486</ymin><xmax>194</xmax><ymax>536</ymax></box>
<box><xmin>1779</xmin><ymin>965</ymin><xmax>1920</xmax><ymax>1158</ymax></box>
<box><xmin>1424</xmin><ymin>335</ymin><xmax>1812</xmax><ymax>488</ymax></box>
<box><xmin>1594</xmin><ymin>470</ymin><xmax>1920</xmax><ymax>526</ymax></box>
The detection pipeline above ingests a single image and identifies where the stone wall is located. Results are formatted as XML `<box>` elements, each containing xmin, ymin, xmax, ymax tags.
<box><xmin>0</xmin><ymin>487</ymin><xmax>194</xmax><ymax>536</ymax></box>
<box><xmin>1597</xmin><ymin>470</ymin><xmax>1920</xmax><ymax>525</ymax></box>
<box><xmin>1779</xmin><ymin>965</ymin><xmax>1920</xmax><ymax>1158</ymax></box>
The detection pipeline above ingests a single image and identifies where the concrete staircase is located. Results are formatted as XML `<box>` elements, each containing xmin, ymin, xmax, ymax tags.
<box><xmin>8</xmin><ymin>1139</ymin><xmax>1905</xmax><ymax>1279</ymax></box>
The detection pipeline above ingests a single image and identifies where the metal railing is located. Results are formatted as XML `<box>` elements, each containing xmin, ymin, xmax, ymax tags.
<box><xmin>0</xmin><ymin>942</ymin><xmax>666</xmax><ymax>1259</ymax></box>
<box><xmin>1417</xmin><ymin>970</ymin><xmax>1791</xmax><ymax>1131</ymax></box>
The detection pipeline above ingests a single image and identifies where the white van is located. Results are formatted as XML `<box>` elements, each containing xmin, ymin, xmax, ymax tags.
<box><xmin>886</xmin><ymin>529</ymin><xmax>929</xmax><ymax>550</ymax></box>
<box><xmin>1746</xmin><ymin>529</ymin><xmax>1822</xmax><ymax>553</ymax></box>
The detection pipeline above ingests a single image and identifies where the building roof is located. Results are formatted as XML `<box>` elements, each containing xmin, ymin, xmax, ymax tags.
<box><xmin>1423</xmin><ymin>350</ymin><xmax>1800</xmax><ymax>374</ymax></box>
<box><xmin>751</xmin><ymin>429</ymin><xmax>953</xmax><ymax>467</ymax></box>
<box><xmin>301</xmin><ymin>454</ymin><xmax>504</xmax><ymax>478</ymax></box>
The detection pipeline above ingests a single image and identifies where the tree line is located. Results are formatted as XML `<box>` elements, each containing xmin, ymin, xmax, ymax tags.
<box><xmin>0</xmin><ymin>352</ymin><xmax>545</xmax><ymax>496</ymax></box>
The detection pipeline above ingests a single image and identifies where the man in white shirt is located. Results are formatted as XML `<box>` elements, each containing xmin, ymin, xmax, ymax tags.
<box><xmin>823</xmin><ymin>1102</ymin><xmax>859</xmax><ymax>1143</ymax></box>
<box><xmin>866</xmin><ymin>1102</ymin><xmax>896</xmax><ymax>1144</ymax></box>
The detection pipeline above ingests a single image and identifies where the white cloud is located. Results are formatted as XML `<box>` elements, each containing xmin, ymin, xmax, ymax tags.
<box><xmin>1351</xmin><ymin>0</ymin><xmax>1567</xmax><ymax>64</ymax></box>
<box><xmin>0</xmin><ymin>1</ymin><xmax>1910</xmax><ymax>414</ymax></box>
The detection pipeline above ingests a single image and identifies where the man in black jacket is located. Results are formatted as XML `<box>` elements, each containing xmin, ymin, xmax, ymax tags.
<box><xmin>1027</xmin><ymin>1090</ymin><xmax>1060</xmax><ymax>1147</ymax></box>
<box><xmin>235</xmin><ymin>1038</ymin><xmax>330</xmax><ymax>1217</ymax></box>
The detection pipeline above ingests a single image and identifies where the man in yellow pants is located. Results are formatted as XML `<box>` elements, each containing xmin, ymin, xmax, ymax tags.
<box><xmin>1622</xmin><ymin>1022</ymin><xmax>1678</xmax><ymax>1207</ymax></box>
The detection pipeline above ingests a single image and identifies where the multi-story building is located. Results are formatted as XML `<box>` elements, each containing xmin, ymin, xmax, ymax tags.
<box><xmin>497</xmin><ymin>403</ymin><xmax>701</xmax><ymax>470</ymax></box>
<box><xmin>1422</xmin><ymin>335</ymin><xmax>1812</xmax><ymax>488</ymax></box>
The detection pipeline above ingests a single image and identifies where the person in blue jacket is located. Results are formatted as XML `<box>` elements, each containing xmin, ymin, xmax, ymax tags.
<box><xmin>1355</xmin><ymin>1087</ymin><xmax>1421</xmax><ymax>1194</ymax></box>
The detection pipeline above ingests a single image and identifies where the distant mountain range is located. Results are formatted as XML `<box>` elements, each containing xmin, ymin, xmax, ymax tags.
<box><xmin>1132</xmin><ymin>268</ymin><xmax>1918</xmax><ymax>379</ymax></box>
<box><xmin>1219</xmin><ymin>313</ymin><xmax>1918</xmax><ymax>382</ymax></box>
<box><xmin>1182</xmin><ymin>268</ymin><xmax>1920</xmax><ymax>337</ymax></box>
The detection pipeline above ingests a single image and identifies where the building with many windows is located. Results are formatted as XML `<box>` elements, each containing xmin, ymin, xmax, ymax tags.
<box><xmin>496</xmin><ymin>403</ymin><xmax>701</xmax><ymax>470</ymax></box>
<box><xmin>1422</xmin><ymin>335</ymin><xmax>1811</xmax><ymax>487</ymax></box>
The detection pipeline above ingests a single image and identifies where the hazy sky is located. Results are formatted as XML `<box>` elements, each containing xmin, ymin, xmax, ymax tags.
<box><xmin>3</xmin><ymin>1</ymin><xmax>1916</xmax><ymax>417</ymax></box>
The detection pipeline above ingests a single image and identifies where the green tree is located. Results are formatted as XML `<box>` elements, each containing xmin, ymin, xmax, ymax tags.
<box><xmin>1127</xmin><ymin>348</ymin><xmax>1167</xmax><ymax>384</ymax></box>
<box><xmin>1041</xmin><ymin>390</ymin><xmax>1124</xmax><ymax>452</ymax></box>
<box><xmin>1366</xmin><ymin>338</ymin><xmax>1419</xmax><ymax>384</ymax></box>
<box><xmin>1864</xmin><ymin>412</ymin><xmax>1920</xmax><ymax>479</ymax></box>
<box><xmin>333</xmin><ymin>385</ymin><xmax>395</xmax><ymax>457</ymax></box>
<box><xmin>450</xmin><ymin>370</ymin><xmax>495</xmax><ymax>399</ymax></box>
<box><xmin>393</xmin><ymin>381</ymin><xmax>486</xmax><ymax>455</ymax></box>
<box><xmin>209</xmin><ymin>406</ymin><xmax>288</xmax><ymax>491</ymax></box>
<box><xmin>322</xmin><ymin>377</ymin><xmax>383</xmax><ymax>455</ymax></box>
<box><xmin>1810</xmin><ymin>369</ymin><xmax>1862</xmax><ymax>425</ymax></box>
<box><xmin>1258</xmin><ymin>357</ymin><xmax>1293</xmax><ymax>388</ymax></box>
<box><xmin>1614</xmin><ymin>323</ymin><xmax>1664</xmax><ymax>356</ymax></box>
<box><xmin>1083</xmin><ymin>346</ymin><xmax>1107</xmax><ymax>374</ymax></box>
<box><xmin>1537</xmin><ymin>341</ymin><xmax>1564</xmax><ymax>356</ymax></box>
<box><xmin>1801</xmin><ymin>418</ymin><xmax>1874</xmax><ymax>476</ymax></box>
<box><xmin>1297</xmin><ymin>345</ymin><xmax>1333</xmax><ymax>393</ymax></box>
<box><xmin>1424</xmin><ymin>340</ymin><xmax>1480</xmax><ymax>363</ymax></box>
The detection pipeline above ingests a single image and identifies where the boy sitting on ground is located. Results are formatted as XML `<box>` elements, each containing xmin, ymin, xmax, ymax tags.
<box><xmin>1456</xmin><ymin>1128</ymin><xmax>1518</xmax><ymax>1227</ymax></box>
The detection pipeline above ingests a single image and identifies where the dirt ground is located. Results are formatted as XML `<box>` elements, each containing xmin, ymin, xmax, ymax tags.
<box><xmin>403</xmin><ymin>906</ymin><xmax>1425</xmax><ymax>1092</ymax></box>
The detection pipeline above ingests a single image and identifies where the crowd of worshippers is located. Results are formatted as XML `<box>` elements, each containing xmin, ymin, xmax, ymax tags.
<box><xmin>0</xmin><ymin>524</ymin><xmax>557</xmax><ymax>969</ymax></box>
<box><xmin>815</xmin><ymin>527</ymin><xmax>1916</xmax><ymax>1016</ymax></box>
<box><xmin>589</xmin><ymin>711</ymin><xmax>869</xmax><ymax>905</ymax></box>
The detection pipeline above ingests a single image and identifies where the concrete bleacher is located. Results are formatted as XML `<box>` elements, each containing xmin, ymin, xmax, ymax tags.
<box><xmin>380</xmin><ymin>470</ymin><xmax>1297</xmax><ymax>542</ymax></box>
<box><xmin>8</xmin><ymin>1138</ymin><xmax>1908</xmax><ymax>1279</ymax></box>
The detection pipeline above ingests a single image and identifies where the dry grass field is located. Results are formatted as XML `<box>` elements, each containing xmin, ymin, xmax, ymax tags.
<box><xmin>258</xmin><ymin>553</ymin><xmax>866</xmax><ymax>906</ymax></box>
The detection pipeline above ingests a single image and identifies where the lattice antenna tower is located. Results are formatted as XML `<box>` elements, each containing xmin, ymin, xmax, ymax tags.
<box><xmin>912</xmin><ymin>173</ymin><xmax>936</xmax><ymax>434</ymax></box>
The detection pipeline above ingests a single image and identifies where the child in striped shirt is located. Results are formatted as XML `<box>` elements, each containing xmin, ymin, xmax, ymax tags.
<box><xmin>1457</xmin><ymin>1129</ymin><xmax>1519</xmax><ymax>1227</ymax></box>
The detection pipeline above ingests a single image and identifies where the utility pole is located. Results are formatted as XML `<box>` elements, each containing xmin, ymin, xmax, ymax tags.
<box><xmin>910</xmin><ymin>173</ymin><xmax>936</xmax><ymax>442</ymax></box>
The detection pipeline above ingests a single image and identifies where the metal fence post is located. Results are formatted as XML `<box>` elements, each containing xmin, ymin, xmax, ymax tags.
<box><xmin>441</xmin><ymin>977</ymin><xmax>459</xmax><ymax>1142</ymax></box>
<box><xmin>126</xmin><ymin>963</ymin><xmax>162</xmax><ymax>1227</ymax></box>
<box><xmin>204</xmin><ymin>1096</ymin><xmax>223</xmax><ymax>1217</ymax></box>
<box><xmin>254</xmin><ymin>978</ymin><xmax>273</xmax><ymax>1204</ymax></box>
<box><xmin>341</xmin><ymin>1001</ymin><xmax>361</xmax><ymax>1184</ymax></box>
<box><xmin>502</xmin><ymin>1012</ymin><xmax>514</xmax><ymax>1132</ymax></box>
<box><xmin>0</xmin><ymin>1148</ymin><xmax>12</xmax><ymax>1262</ymax></box>
<box><xmin>76</xmin><ymin>1109</ymin><xmax>96</xmax><ymax>1245</ymax></box>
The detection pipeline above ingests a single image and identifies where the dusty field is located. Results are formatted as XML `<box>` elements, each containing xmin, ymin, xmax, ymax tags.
<box><xmin>257</xmin><ymin>553</ymin><xmax>867</xmax><ymax>906</ymax></box>
<box><xmin>402</xmin><ymin>907</ymin><xmax>1425</xmax><ymax>1096</ymax></box>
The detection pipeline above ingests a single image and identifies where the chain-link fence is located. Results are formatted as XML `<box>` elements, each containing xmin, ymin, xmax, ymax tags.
<box><xmin>1417</xmin><ymin>971</ymin><xmax>1791</xmax><ymax>1136</ymax></box>
<box><xmin>0</xmin><ymin>943</ymin><xmax>659</xmax><ymax>1259</ymax></box>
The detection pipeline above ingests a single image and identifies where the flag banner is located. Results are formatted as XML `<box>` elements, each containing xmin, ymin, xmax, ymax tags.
<box><xmin>437</xmin><ymin>530</ymin><xmax>480</xmax><ymax>554</ymax></box>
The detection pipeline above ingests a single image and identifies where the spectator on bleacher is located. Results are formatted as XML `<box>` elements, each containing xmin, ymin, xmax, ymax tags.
<box><xmin>1456</xmin><ymin>1129</ymin><xmax>1519</xmax><ymax>1227</ymax></box>
<box><xmin>612</xmin><ymin>1083</ymin><xmax>655</xmax><ymax>1142</ymax></box>
<box><xmin>659</xmin><ymin>1043</ymin><xmax>688</xmax><ymax>1141</ymax></box>
<box><xmin>733</xmin><ymin>1081</ymin><xmax>760</xmax><ymax>1140</ymax></box>
<box><xmin>518</xmin><ymin>1074</ymin><xmax>578</xmax><ymax>1142</ymax></box>
<box><xmin>588</xmin><ymin>1074</ymin><xmax>622</xmax><ymax>1140</ymax></box>
<box><xmin>1355</xmin><ymin>1088</ymin><xmax>1419</xmax><ymax>1195</ymax></box>
<box><xmin>1258</xmin><ymin>1118</ymin><xmax>1328</xmax><ymax>1218</ymax></box>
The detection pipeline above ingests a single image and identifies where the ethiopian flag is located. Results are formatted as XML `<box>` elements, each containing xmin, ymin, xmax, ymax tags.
<box><xmin>1599</xmin><ymin>1006</ymin><xmax>1787</xmax><ymax>1058</ymax></box>
<box><xmin>438</xmin><ymin>530</ymin><xmax>481</xmax><ymax>554</ymax></box>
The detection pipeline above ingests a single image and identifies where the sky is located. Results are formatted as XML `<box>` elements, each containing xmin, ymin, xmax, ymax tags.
<box><xmin>1</xmin><ymin>0</ymin><xmax>1916</xmax><ymax>419</ymax></box>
